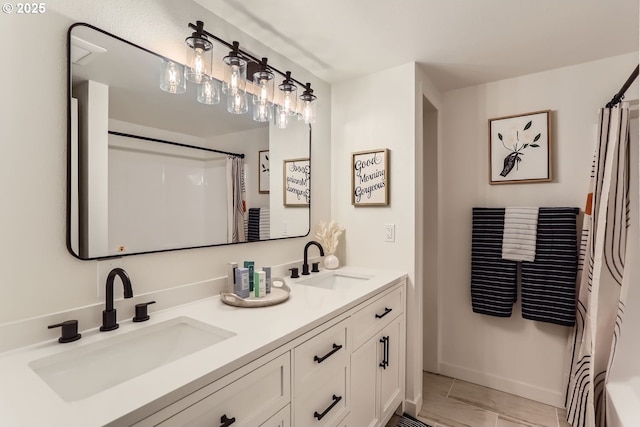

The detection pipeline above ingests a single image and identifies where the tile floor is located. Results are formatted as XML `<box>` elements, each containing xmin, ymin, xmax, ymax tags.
<box><xmin>388</xmin><ymin>372</ymin><xmax>573</xmax><ymax>427</ymax></box>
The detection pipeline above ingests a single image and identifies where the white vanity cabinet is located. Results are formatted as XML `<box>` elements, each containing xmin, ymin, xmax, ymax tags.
<box><xmin>293</xmin><ymin>319</ymin><xmax>350</xmax><ymax>427</ymax></box>
<box><xmin>347</xmin><ymin>284</ymin><xmax>406</xmax><ymax>427</ymax></box>
<box><xmin>122</xmin><ymin>277</ymin><xmax>405</xmax><ymax>427</ymax></box>
<box><xmin>133</xmin><ymin>352</ymin><xmax>291</xmax><ymax>427</ymax></box>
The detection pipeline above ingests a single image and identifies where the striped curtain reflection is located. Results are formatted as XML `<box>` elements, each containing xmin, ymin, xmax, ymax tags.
<box><xmin>566</xmin><ymin>105</ymin><xmax>631</xmax><ymax>427</ymax></box>
<box><xmin>226</xmin><ymin>156</ymin><xmax>247</xmax><ymax>243</ymax></box>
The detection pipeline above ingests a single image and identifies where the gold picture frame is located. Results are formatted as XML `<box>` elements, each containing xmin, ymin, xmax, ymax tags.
<box><xmin>488</xmin><ymin>110</ymin><xmax>552</xmax><ymax>184</ymax></box>
<box><xmin>283</xmin><ymin>158</ymin><xmax>310</xmax><ymax>207</ymax></box>
<box><xmin>351</xmin><ymin>148</ymin><xmax>389</xmax><ymax>206</ymax></box>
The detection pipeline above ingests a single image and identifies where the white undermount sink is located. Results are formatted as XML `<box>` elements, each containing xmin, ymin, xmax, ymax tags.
<box><xmin>297</xmin><ymin>272</ymin><xmax>373</xmax><ymax>290</ymax></box>
<box><xmin>29</xmin><ymin>316</ymin><xmax>235</xmax><ymax>402</ymax></box>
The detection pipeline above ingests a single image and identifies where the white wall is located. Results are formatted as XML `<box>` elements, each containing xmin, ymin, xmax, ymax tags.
<box><xmin>0</xmin><ymin>0</ymin><xmax>330</xmax><ymax>326</ymax></box>
<box><xmin>332</xmin><ymin>63</ymin><xmax>428</xmax><ymax>414</ymax></box>
<box><xmin>438</xmin><ymin>52</ymin><xmax>639</xmax><ymax>406</ymax></box>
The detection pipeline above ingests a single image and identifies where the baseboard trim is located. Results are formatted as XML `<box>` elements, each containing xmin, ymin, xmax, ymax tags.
<box><xmin>404</xmin><ymin>392</ymin><xmax>423</xmax><ymax>417</ymax></box>
<box><xmin>438</xmin><ymin>362</ymin><xmax>564</xmax><ymax>407</ymax></box>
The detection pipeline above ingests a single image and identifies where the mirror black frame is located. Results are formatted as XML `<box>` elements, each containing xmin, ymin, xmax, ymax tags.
<box><xmin>66</xmin><ymin>22</ymin><xmax>311</xmax><ymax>260</ymax></box>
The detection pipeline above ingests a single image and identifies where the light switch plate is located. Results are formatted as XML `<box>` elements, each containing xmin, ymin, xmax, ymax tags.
<box><xmin>384</xmin><ymin>224</ymin><xmax>395</xmax><ymax>242</ymax></box>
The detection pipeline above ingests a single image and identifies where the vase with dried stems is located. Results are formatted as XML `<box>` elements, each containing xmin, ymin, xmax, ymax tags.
<box><xmin>314</xmin><ymin>221</ymin><xmax>344</xmax><ymax>270</ymax></box>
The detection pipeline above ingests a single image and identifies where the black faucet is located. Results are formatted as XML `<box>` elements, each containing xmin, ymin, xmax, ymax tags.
<box><xmin>302</xmin><ymin>241</ymin><xmax>325</xmax><ymax>275</ymax></box>
<box><xmin>100</xmin><ymin>268</ymin><xmax>134</xmax><ymax>331</ymax></box>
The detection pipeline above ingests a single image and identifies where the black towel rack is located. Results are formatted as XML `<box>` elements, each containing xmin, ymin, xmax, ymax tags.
<box><xmin>606</xmin><ymin>65</ymin><xmax>639</xmax><ymax>108</ymax></box>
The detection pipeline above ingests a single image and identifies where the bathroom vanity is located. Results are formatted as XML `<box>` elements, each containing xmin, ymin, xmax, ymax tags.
<box><xmin>0</xmin><ymin>267</ymin><xmax>406</xmax><ymax>427</ymax></box>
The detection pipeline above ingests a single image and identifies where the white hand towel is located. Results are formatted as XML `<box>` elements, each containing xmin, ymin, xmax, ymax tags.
<box><xmin>502</xmin><ymin>207</ymin><xmax>539</xmax><ymax>262</ymax></box>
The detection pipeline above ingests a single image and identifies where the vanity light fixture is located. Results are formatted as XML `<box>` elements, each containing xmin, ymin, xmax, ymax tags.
<box><xmin>184</xmin><ymin>21</ymin><xmax>213</xmax><ymax>84</ymax></box>
<box><xmin>180</xmin><ymin>21</ymin><xmax>318</xmax><ymax>127</ymax></box>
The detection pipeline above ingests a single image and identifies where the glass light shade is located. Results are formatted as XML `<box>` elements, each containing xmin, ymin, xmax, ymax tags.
<box><xmin>253</xmin><ymin>70</ymin><xmax>275</xmax><ymax>105</ymax></box>
<box><xmin>278</xmin><ymin>73</ymin><xmax>298</xmax><ymax>116</ymax></box>
<box><xmin>301</xmin><ymin>99</ymin><xmax>316</xmax><ymax>124</ymax></box>
<box><xmin>185</xmin><ymin>37</ymin><xmax>213</xmax><ymax>84</ymax></box>
<box><xmin>197</xmin><ymin>76</ymin><xmax>221</xmax><ymax>105</ymax></box>
<box><xmin>252</xmin><ymin>101</ymin><xmax>272</xmax><ymax>122</ymax></box>
<box><xmin>299</xmin><ymin>83</ymin><xmax>317</xmax><ymax>124</ymax></box>
<box><xmin>222</xmin><ymin>56</ymin><xmax>247</xmax><ymax>95</ymax></box>
<box><xmin>275</xmin><ymin>104</ymin><xmax>289</xmax><ymax>129</ymax></box>
<box><xmin>160</xmin><ymin>59</ymin><xmax>186</xmax><ymax>94</ymax></box>
<box><xmin>227</xmin><ymin>90</ymin><xmax>248</xmax><ymax>114</ymax></box>
<box><xmin>280</xmin><ymin>89</ymin><xmax>297</xmax><ymax>116</ymax></box>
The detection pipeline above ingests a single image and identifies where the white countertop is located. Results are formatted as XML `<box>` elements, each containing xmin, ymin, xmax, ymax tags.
<box><xmin>0</xmin><ymin>266</ymin><xmax>406</xmax><ymax>427</ymax></box>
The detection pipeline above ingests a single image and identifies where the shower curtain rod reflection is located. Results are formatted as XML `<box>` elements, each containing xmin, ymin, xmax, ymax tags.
<box><xmin>606</xmin><ymin>64</ymin><xmax>639</xmax><ymax>108</ymax></box>
<box><xmin>107</xmin><ymin>131</ymin><xmax>245</xmax><ymax>158</ymax></box>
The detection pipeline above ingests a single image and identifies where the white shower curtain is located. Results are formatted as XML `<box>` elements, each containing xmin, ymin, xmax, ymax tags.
<box><xmin>226</xmin><ymin>157</ymin><xmax>246</xmax><ymax>243</ymax></box>
<box><xmin>566</xmin><ymin>105</ymin><xmax>631</xmax><ymax>427</ymax></box>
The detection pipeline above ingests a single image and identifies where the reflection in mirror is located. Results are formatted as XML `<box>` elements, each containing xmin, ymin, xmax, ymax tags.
<box><xmin>67</xmin><ymin>23</ymin><xmax>310</xmax><ymax>260</ymax></box>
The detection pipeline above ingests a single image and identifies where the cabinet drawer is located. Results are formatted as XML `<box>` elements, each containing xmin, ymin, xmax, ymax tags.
<box><xmin>294</xmin><ymin>363</ymin><xmax>348</xmax><ymax>427</ymax></box>
<box><xmin>294</xmin><ymin>319</ymin><xmax>348</xmax><ymax>388</ymax></box>
<box><xmin>150</xmin><ymin>353</ymin><xmax>290</xmax><ymax>427</ymax></box>
<box><xmin>352</xmin><ymin>285</ymin><xmax>403</xmax><ymax>350</ymax></box>
<box><xmin>259</xmin><ymin>404</ymin><xmax>290</xmax><ymax>427</ymax></box>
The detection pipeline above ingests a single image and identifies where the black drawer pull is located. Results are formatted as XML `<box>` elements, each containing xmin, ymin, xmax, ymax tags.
<box><xmin>313</xmin><ymin>394</ymin><xmax>342</xmax><ymax>421</ymax></box>
<box><xmin>219</xmin><ymin>414</ymin><xmax>236</xmax><ymax>427</ymax></box>
<box><xmin>375</xmin><ymin>307</ymin><xmax>392</xmax><ymax>319</ymax></box>
<box><xmin>379</xmin><ymin>336</ymin><xmax>389</xmax><ymax>369</ymax></box>
<box><xmin>314</xmin><ymin>343</ymin><xmax>343</xmax><ymax>363</ymax></box>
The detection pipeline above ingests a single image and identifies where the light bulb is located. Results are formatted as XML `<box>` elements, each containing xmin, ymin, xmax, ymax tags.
<box><xmin>302</xmin><ymin>100</ymin><xmax>315</xmax><ymax>124</ymax></box>
<box><xmin>276</xmin><ymin>105</ymin><xmax>288</xmax><ymax>129</ymax></box>
<box><xmin>230</xmin><ymin>65</ymin><xmax>239</xmax><ymax>92</ymax></box>
<box><xmin>193</xmin><ymin>48</ymin><xmax>204</xmax><ymax>83</ymax></box>
<box><xmin>227</xmin><ymin>90</ymin><xmax>248</xmax><ymax>114</ymax></box>
<box><xmin>160</xmin><ymin>60</ymin><xmax>186</xmax><ymax>94</ymax></box>
<box><xmin>260</xmin><ymin>80</ymin><xmax>268</xmax><ymax>102</ymax></box>
<box><xmin>197</xmin><ymin>76</ymin><xmax>220</xmax><ymax>105</ymax></box>
<box><xmin>253</xmin><ymin>101</ymin><xmax>271</xmax><ymax>122</ymax></box>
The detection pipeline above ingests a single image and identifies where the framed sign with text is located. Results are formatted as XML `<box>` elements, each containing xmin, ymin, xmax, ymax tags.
<box><xmin>351</xmin><ymin>148</ymin><xmax>389</xmax><ymax>206</ymax></box>
<box><xmin>283</xmin><ymin>158</ymin><xmax>310</xmax><ymax>207</ymax></box>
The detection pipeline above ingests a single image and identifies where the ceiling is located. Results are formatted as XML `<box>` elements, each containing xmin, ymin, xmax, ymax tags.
<box><xmin>195</xmin><ymin>0</ymin><xmax>639</xmax><ymax>92</ymax></box>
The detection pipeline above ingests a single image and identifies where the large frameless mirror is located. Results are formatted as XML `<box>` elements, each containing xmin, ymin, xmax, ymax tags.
<box><xmin>67</xmin><ymin>23</ymin><xmax>311</xmax><ymax>260</ymax></box>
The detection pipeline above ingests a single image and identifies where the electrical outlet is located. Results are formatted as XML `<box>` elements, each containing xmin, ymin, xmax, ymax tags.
<box><xmin>97</xmin><ymin>258</ymin><xmax>123</xmax><ymax>298</ymax></box>
<box><xmin>384</xmin><ymin>224</ymin><xmax>395</xmax><ymax>242</ymax></box>
<box><xmin>282</xmin><ymin>221</ymin><xmax>289</xmax><ymax>236</ymax></box>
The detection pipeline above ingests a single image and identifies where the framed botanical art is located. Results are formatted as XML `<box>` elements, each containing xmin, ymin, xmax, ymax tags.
<box><xmin>488</xmin><ymin>110</ymin><xmax>552</xmax><ymax>184</ymax></box>
<box><xmin>258</xmin><ymin>150</ymin><xmax>269</xmax><ymax>193</ymax></box>
<box><xmin>283</xmin><ymin>158</ymin><xmax>310</xmax><ymax>207</ymax></box>
<box><xmin>351</xmin><ymin>148</ymin><xmax>389</xmax><ymax>206</ymax></box>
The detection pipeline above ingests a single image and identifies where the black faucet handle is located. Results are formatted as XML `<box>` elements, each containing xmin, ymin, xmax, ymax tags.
<box><xmin>311</xmin><ymin>262</ymin><xmax>320</xmax><ymax>273</ymax></box>
<box><xmin>48</xmin><ymin>320</ymin><xmax>81</xmax><ymax>343</ymax></box>
<box><xmin>289</xmin><ymin>267</ymin><xmax>299</xmax><ymax>278</ymax></box>
<box><xmin>133</xmin><ymin>301</ymin><xmax>156</xmax><ymax>322</ymax></box>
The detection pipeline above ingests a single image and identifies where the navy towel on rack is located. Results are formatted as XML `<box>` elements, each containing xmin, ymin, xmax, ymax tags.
<box><xmin>521</xmin><ymin>207</ymin><xmax>579</xmax><ymax>326</ymax></box>
<box><xmin>247</xmin><ymin>208</ymin><xmax>261</xmax><ymax>241</ymax></box>
<box><xmin>471</xmin><ymin>208</ymin><xmax>518</xmax><ymax>317</ymax></box>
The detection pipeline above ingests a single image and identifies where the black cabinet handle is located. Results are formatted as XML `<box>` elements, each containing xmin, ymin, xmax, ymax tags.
<box><xmin>379</xmin><ymin>336</ymin><xmax>389</xmax><ymax>369</ymax></box>
<box><xmin>375</xmin><ymin>307</ymin><xmax>392</xmax><ymax>319</ymax></box>
<box><xmin>219</xmin><ymin>414</ymin><xmax>236</xmax><ymax>427</ymax></box>
<box><xmin>313</xmin><ymin>394</ymin><xmax>342</xmax><ymax>421</ymax></box>
<box><xmin>314</xmin><ymin>343</ymin><xmax>343</xmax><ymax>363</ymax></box>
<box><xmin>385</xmin><ymin>335</ymin><xmax>390</xmax><ymax>367</ymax></box>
